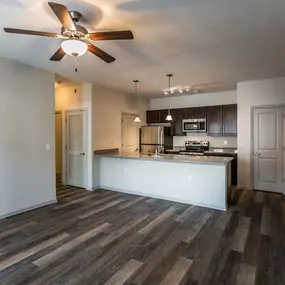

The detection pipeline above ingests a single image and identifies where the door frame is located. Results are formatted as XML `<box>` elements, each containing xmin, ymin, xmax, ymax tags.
<box><xmin>250</xmin><ymin>104</ymin><xmax>285</xmax><ymax>193</ymax></box>
<box><xmin>55</xmin><ymin>111</ymin><xmax>63</xmax><ymax>177</ymax></box>
<box><xmin>121</xmin><ymin>112</ymin><xmax>140</xmax><ymax>152</ymax></box>
<box><xmin>65</xmin><ymin>109</ymin><xmax>88</xmax><ymax>188</ymax></box>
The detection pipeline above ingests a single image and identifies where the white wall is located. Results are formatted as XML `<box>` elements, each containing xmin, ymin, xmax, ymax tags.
<box><xmin>92</xmin><ymin>85</ymin><xmax>149</xmax><ymax>151</ymax></box>
<box><xmin>237</xmin><ymin>77</ymin><xmax>285</xmax><ymax>190</ymax></box>
<box><xmin>0</xmin><ymin>58</ymin><xmax>56</xmax><ymax>218</ymax></box>
<box><xmin>55</xmin><ymin>83</ymin><xmax>93</xmax><ymax>190</ymax></box>
<box><xmin>150</xmin><ymin>90</ymin><xmax>237</xmax><ymax>110</ymax></box>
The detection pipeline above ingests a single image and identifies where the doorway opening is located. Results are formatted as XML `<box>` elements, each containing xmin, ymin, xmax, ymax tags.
<box><xmin>121</xmin><ymin>113</ymin><xmax>139</xmax><ymax>153</ymax></box>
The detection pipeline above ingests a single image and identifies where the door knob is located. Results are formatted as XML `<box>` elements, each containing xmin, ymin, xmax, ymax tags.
<box><xmin>80</xmin><ymin>152</ymin><xmax>85</xmax><ymax>156</ymax></box>
<box><xmin>254</xmin><ymin>152</ymin><xmax>261</xmax><ymax>156</ymax></box>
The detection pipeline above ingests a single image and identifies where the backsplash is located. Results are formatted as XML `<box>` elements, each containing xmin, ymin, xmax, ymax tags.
<box><xmin>174</xmin><ymin>134</ymin><xmax>237</xmax><ymax>148</ymax></box>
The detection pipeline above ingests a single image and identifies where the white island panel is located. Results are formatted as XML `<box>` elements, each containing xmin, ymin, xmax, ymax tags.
<box><xmin>94</xmin><ymin>156</ymin><xmax>229</xmax><ymax>211</ymax></box>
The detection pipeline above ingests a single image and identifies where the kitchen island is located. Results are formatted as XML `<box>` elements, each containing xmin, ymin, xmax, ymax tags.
<box><xmin>93</xmin><ymin>153</ymin><xmax>233</xmax><ymax>211</ymax></box>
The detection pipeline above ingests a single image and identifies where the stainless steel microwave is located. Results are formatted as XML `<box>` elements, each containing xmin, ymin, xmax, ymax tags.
<box><xmin>182</xmin><ymin>118</ymin><xmax>207</xmax><ymax>133</ymax></box>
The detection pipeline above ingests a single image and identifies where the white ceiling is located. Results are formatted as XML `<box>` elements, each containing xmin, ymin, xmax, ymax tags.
<box><xmin>1</xmin><ymin>0</ymin><xmax>285</xmax><ymax>97</ymax></box>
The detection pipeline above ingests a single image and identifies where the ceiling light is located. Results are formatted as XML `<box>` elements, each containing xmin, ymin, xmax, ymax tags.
<box><xmin>170</xmin><ymin>90</ymin><xmax>174</xmax><ymax>94</ymax></box>
<box><xmin>133</xmin><ymin>80</ymin><xmax>141</xmax><ymax>123</ymax></box>
<box><xmin>165</xmin><ymin>74</ymin><xmax>173</xmax><ymax>121</ymax></box>
<box><xmin>166</xmin><ymin>114</ymin><xmax>173</xmax><ymax>121</ymax></box>
<box><xmin>179</xmin><ymin>89</ymin><xmax>183</xmax><ymax>93</ymax></box>
<box><xmin>134</xmin><ymin>116</ymin><xmax>141</xmax><ymax>123</ymax></box>
<box><xmin>61</xmin><ymin>39</ymin><xmax>88</xmax><ymax>57</ymax></box>
<box><xmin>164</xmin><ymin>91</ymin><xmax>168</xmax><ymax>95</ymax></box>
<box><xmin>186</xmin><ymin>88</ymin><xmax>189</xmax><ymax>92</ymax></box>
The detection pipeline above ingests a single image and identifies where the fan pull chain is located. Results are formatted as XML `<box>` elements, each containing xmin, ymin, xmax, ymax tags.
<box><xmin>74</xmin><ymin>56</ymin><xmax>78</xmax><ymax>73</ymax></box>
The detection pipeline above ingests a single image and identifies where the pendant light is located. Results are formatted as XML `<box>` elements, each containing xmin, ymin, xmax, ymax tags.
<box><xmin>133</xmin><ymin>80</ymin><xmax>141</xmax><ymax>123</ymax></box>
<box><xmin>165</xmin><ymin>74</ymin><xmax>173</xmax><ymax>121</ymax></box>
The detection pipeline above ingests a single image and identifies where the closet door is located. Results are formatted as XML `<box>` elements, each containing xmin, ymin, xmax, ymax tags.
<box><xmin>253</xmin><ymin>107</ymin><xmax>283</xmax><ymax>193</ymax></box>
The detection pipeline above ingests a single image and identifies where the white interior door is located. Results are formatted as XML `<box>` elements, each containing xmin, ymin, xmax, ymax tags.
<box><xmin>253</xmin><ymin>107</ymin><xmax>283</xmax><ymax>193</ymax></box>
<box><xmin>122</xmin><ymin>114</ymin><xmax>139</xmax><ymax>153</ymax></box>
<box><xmin>66</xmin><ymin>110</ymin><xmax>87</xmax><ymax>188</ymax></box>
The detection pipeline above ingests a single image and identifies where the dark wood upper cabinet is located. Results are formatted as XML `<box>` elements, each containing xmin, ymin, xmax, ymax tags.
<box><xmin>222</xmin><ymin>104</ymin><xmax>237</xmax><ymax>135</ymax></box>
<box><xmin>182</xmin><ymin>108</ymin><xmax>195</xmax><ymax>119</ymax></box>
<box><xmin>171</xmin><ymin>109</ymin><xmax>183</xmax><ymax>135</ymax></box>
<box><xmin>207</xmin><ymin>106</ymin><xmax>223</xmax><ymax>135</ymax></box>
<box><xmin>147</xmin><ymin>104</ymin><xmax>237</xmax><ymax>137</ymax></box>
<box><xmin>159</xmin><ymin>109</ymin><xmax>169</xmax><ymax>123</ymax></box>
<box><xmin>182</xmin><ymin>107</ymin><xmax>207</xmax><ymax>119</ymax></box>
<box><xmin>194</xmin><ymin>107</ymin><xmax>207</xmax><ymax>118</ymax></box>
<box><xmin>146</xmin><ymin>109</ymin><xmax>169</xmax><ymax>123</ymax></box>
<box><xmin>146</xmin><ymin>110</ymin><xmax>160</xmax><ymax>124</ymax></box>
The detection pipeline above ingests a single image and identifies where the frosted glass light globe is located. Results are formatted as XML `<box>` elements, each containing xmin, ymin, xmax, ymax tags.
<box><xmin>61</xmin><ymin>39</ymin><xmax>88</xmax><ymax>57</ymax></box>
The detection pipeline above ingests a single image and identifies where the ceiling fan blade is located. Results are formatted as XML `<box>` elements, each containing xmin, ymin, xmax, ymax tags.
<box><xmin>89</xmin><ymin>30</ymin><xmax>134</xmax><ymax>41</ymax></box>
<box><xmin>50</xmin><ymin>47</ymin><xmax>65</xmax><ymax>61</ymax></box>
<box><xmin>48</xmin><ymin>2</ymin><xmax>76</xmax><ymax>31</ymax></box>
<box><xmin>4</xmin><ymin>28</ymin><xmax>57</xmax><ymax>37</ymax></box>
<box><xmin>88</xmin><ymin>44</ymin><xmax>115</xmax><ymax>63</ymax></box>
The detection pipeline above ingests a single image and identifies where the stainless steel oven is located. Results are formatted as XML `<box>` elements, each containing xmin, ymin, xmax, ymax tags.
<box><xmin>182</xmin><ymin>118</ymin><xmax>207</xmax><ymax>133</ymax></box>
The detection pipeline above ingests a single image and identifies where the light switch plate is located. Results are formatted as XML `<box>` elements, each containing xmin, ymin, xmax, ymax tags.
<box><xmin>224</xmin><ymin>140</ymin><xmax>228</xmax><ymax>145</ymax></box>
<box><xmin>45</xmin><ymin>144</ymin><xmax>51</xmax><ymax>151</ymax></box>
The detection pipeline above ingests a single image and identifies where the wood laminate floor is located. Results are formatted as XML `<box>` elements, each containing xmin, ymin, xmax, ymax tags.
<box><xmin>0</xmin><ymin>186</ymin><xmax>284</xmax><ymax>285</ymax></box>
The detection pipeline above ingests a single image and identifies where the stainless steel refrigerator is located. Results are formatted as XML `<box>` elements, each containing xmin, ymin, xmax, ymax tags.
<box><xmin>140</xmin><ymin>126</ymin><xmax>173</xmax><ymax>154</ymax></box>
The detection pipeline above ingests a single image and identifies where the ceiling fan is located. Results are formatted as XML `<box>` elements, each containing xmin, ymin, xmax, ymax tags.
<box><xmin>3</xmin><ymin>2</ymin><xmax>134</xmax><ymax>63</ymax></box>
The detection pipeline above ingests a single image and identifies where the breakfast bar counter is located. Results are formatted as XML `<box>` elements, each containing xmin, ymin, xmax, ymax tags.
<box><xmin>93</xmin><ymin>153</ymin><xmax>233</xmax><ymax>211</ymax></box>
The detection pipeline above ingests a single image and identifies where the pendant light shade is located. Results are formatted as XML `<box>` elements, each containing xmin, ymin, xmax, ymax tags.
<box><xmin>134</xmin><ymin>116</ymin><xmax>141</xmax><ymax>122</ymax></box>
<box><xmin>133</xmin><ymin>80</ymin><xmax>141</xmax><ymax>123</ymax></box>
<box><xmin>165</xmin><ymin>74</ymin><xmax>173</xmax><ymax>121</ymax></box>
<box><xmin>165</xmin><ymin>114</ymin><xmax>173</xmax><ymax>121</ymax></box>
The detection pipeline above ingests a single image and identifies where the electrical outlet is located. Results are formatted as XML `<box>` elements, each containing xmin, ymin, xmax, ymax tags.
<box><xmin>224</xmin><ymin>140</ymin><xmax>228</xmax><ymax>145</ymax></box>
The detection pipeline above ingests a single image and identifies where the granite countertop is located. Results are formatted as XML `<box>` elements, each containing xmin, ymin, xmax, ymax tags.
<box><xmin>94</xmin><ymin>152</ymin><xmax>233</xmax><ymax>165</ymax></box>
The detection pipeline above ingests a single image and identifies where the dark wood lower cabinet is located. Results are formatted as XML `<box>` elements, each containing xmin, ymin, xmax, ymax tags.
<box><xmin>206</xmin><ymin>153</ymin><xmax>237</xmax><ymax>185</ymax></box>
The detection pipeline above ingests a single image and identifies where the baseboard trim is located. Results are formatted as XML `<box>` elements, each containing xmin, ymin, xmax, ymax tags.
<box><xmin>236</xmin><ymin>185</ymin><xmax>252</xmax><ymax>190</ymax></box>
<box><xmin>0</xmin><ymin>199</ymin><xmax>57</xmax><ymax>219</ymax></box>
<box><xmin>92</xmin><ymin>186</ymin><xmax>101</xmax><ymax>191</ymax></box>
<box><xmin>100</xmin><ymin>185</ymin><xmax>227</xmax><ymax>211</ymax></box>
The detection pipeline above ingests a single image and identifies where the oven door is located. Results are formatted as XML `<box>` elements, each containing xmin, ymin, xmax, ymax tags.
<box><xmin>182</xmin><ymin>119</ymin><xmax>207</xmax><ymax>132</ymax></box>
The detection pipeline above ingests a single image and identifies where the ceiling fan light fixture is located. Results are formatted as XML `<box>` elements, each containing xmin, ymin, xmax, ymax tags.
<box><xmin>61</xmin><ymin>39</ymin><xmax>88</xmax><ymax>57</ymax></box>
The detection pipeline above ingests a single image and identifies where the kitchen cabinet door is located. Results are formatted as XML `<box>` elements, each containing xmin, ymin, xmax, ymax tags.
<box><xmin>159</xmin><ymin>109</ymin><xmax>169</xmax><ymax>123</ymax></box>
<box><xmin>194</xmin><ymin>107</ymin><xmax>207</xmax><ymax>118</ymax></box>
<box><xmin>223</xmin><ymin>105</ymin><xmax>237</xmax><ymax>135</ymax></box>
<box><xmin>182</xmin><ymin>108</ymin><xmax>195</xmax><ymax>119</ymax></box>
<box><xmin>207</xmin><ymin>106</ymin><xmax>223</xmax><ymax>135</ymax></box>
<box><xmin>205</xmin><ymin>153</ymin><xmax>237</xmax><ymax>185</ymax></box>
<box><xmin>171</xmin><ymin>109</ymin><xmax>183</xmax><ymax>135</ymax></box>
<box><xmin>146</xmin><ymin>110</ymin><xmax>160</xmax><ymax>123</ymax></box>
